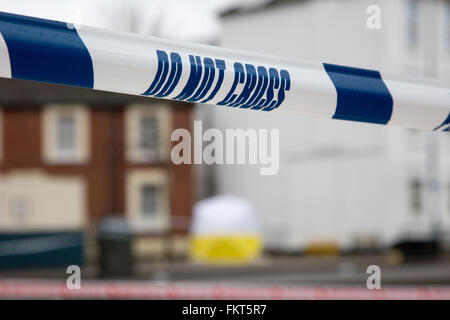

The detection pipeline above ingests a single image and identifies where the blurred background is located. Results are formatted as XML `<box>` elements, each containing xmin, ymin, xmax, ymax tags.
<box><xmin>0</xmin><ymin>0</ymin><xmax>449</xmax><ymax>298</ymax></box>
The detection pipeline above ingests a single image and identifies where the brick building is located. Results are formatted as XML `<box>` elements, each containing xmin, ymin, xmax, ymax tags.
<box><xmin>0</xmin><ymin>78</ymin><xmax>194</xmax><ymax>266</ymax></box>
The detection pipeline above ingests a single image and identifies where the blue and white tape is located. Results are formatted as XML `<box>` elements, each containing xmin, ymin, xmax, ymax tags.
<box><xmin>0</xmin><ymin>11</ymin><xmax>449</xmax><ymax>131</ymax></box>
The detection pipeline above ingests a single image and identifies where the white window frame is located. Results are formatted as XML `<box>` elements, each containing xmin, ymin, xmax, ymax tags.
<box><xmin>126</xmin><ymin>169</ymin><xmax>170</xmax><ymax>233</ymax></box>
<box><xmin>125</xmin><ymin>103</ymin><xmax>171</xmax><ymax>163</ymax></box>
<box><xmin>42</xmin><ymin>104</ymin><xmax>90</xmax><ymax>164</ymax></box>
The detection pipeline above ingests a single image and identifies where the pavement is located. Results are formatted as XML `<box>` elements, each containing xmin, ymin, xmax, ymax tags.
<box><xmin>1</xmin><ymin>254</ymin><xmax>450</xmax><ymax>286</ymax></box>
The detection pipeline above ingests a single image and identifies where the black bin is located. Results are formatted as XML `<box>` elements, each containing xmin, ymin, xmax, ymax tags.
<box><xmin>97</xmin><ymin>217</ymin><xmax>134</xmax><ymax>278</ymax></box>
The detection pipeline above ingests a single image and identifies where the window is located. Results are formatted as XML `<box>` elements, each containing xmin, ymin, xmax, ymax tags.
<box><xmin>42</xmin><ymin>105</ymin><xmax>90</xmax><ymax>164</ymax></box>
<box><xmin>139</xmin><ymin>116</ymin><xmax>159</xmax><ymax>156</ymax></box>
<box><xmin>57</xmin><ymin>114</ymin><xmax>75</xmax><ymax>152</ymax></box>
<box><xmin>127</xmin><ymin>169</ymin><xmax>169</xmax><ymax>232</ymax></box>
<box><xmin>407</xmin><ymin>0</ymin><xmax>419</xmax><ymax>49</ymax></box>
<box><xmin>126</xmin><ymin>104</ymin><xmax>171</xmax><ymax>163</ymax></box>
<box><xmin>410</xmin><ymin>179</ymin><xmax>422</xmax><ymax>215</ymax></box>
<box><xmin>141</xmin><ymin>184</ymin><xmax>159</xmax><ymax>218</ymax></box>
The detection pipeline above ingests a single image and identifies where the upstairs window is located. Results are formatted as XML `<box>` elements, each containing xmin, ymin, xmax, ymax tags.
<box><xmin>42</xmin><ymin>105</ymin><xmax>89</xmax><ymax>164</ymax></box>
<box><xmin>126</xmin><ymin>104</ymin><xmax>171</xmax><ymax>163</ymax></box>
<box><xmin>139</xmin><ymin>116</ymin><xmax>159</xmax><ymax>157</ymax></box>
<box><xmin>57</xmin><ymin>114</ymin><xmax>76</xmax><ymax>153</ymax></box>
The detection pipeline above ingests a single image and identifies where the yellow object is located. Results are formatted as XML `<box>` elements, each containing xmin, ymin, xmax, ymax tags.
<box><xmin>305</xmin><ymin>241</ymin><xmax>340</xmax><ymax>256</ymax></box>
<box><xmin>386</xmin><ymin>249</ymin><xmax>404</xmax><ymax>265</ymax></box>
<box><xmin>191</xmin><ymin>234</ymin><xmax>262</xmax><ymax>264</ymax></box>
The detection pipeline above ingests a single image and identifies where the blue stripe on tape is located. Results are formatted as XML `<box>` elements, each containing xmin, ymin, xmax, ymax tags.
<box><xmin>0</xmin><ymin>11</ymin><xmax>93</xmax><ymax>88</ymax></box>
<box><xmin>434</xmin><ymin>112</ymin><xmax>450</xmax><ymax>131</ymax></box>
<box><xmin>323</xmin><ymin>63</ymin><xmax>393</xmax><ymax>125</ymax></box>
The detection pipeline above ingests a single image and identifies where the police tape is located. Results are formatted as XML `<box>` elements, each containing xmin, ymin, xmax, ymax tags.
<box><xmin>0</xmin><ymin>11</ymin><xmax>449</xmax><ymax>131</ymax></box>
<box><xmin>1</xmin><ymin>279</ymin><xmax>450</xmax><ymax>300</ymax></box>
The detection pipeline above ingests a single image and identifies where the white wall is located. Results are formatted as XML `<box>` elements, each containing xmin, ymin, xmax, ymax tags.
<box><xmin>0</xmin><ymin>171</ymin><xmax>86</xmax><ymax>231</ymax></box>
<box><xmin>213</xmin><ymin>0</ymin><xmax>450</xmax><ymax>250</ymax></box>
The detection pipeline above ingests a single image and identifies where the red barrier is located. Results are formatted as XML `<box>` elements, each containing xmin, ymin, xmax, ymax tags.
<box><xmin>1</xmin><ymin>279</ymin><xmax>450</xmax><ymax>300</ymax></box>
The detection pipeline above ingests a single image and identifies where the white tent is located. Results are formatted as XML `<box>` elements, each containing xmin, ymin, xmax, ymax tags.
<box><xmin>190</xmin><ymin>195</ymin><xmax>262</xmax><ymax>264</ymax></box>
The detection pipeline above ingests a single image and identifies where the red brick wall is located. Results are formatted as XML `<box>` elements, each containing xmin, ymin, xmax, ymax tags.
<box><xmin>170</xmin><ymin>104</ymin><xmax>194</xmax><ymax>233</ymax></box>
<box><xmin>1</xmin><ymin>107</ymin><xmax>41</xmax><ymax>168</ymax></box>
<box><xmin>0</xmin><ymin>104</ymin><xmax>193</xmax><ymax>232</ymax></box>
